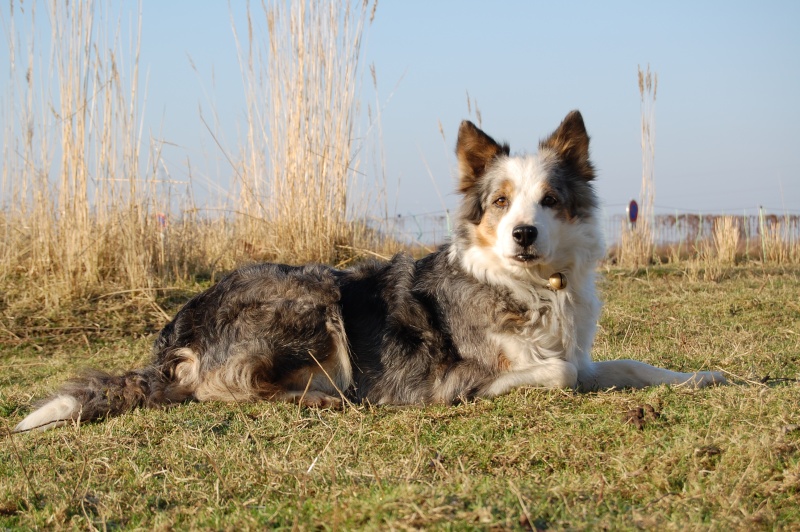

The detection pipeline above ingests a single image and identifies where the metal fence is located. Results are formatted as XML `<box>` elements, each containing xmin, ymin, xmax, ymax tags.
<box><xmin>381</xmin><ymin>211</ymin><xmax>800</xmax><ymax>249</ymax></box>
<box><xmin>603</xmin><ymin>213</ymin><xmax>800</xmax><ymax>248</ymax></box>
<box><xmin>381</xmin><ymin>212</ymin><xmax>454</xmax><ymax>246</ymax></box>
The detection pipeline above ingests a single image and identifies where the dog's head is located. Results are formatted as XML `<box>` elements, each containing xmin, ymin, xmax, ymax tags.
<box><xmin>453</xmin><ymin>110</ymin><xmax>602</xmax><ymax>284</ymax></box>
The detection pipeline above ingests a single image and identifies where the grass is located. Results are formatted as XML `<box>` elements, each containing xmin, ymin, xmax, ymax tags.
<box><xmin>2</xmin><ymin>263</ymin><xmax>799</xmax><ymax>529</ymax></box>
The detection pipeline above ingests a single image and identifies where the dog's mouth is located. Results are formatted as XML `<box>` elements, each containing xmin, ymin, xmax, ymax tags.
<box><xmin>512</xmin><ymin>253</ymin><xmax>539</xmax><ymax>264</ymax></box>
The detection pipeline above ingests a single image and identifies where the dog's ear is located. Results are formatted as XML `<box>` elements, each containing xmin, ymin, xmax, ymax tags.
<box><xmin>540</xmin><ymin>110</ymin><xmax>595</xmax><ymax>181</ymax></box>
<box><xmin>456</xmin><ymin>120</ymin><xmax>509</xmax><ymax>193</ymax></box>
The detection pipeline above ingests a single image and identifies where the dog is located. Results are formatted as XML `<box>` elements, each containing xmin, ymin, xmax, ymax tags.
<box><xmin>13</xmin><ymin>110</ymin><xmax>726</xmax><ymax>432</ymax></box>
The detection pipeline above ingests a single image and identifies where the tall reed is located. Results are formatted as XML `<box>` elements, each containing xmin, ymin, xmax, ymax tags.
<box><xmin>616</xmin><ymin>220</ymin><xmax>653</xmax><ymax>268</ymax></box>
<box><xmin>616</xmin><ymin>65</ymin><xmax>658</xmax><ymax>269</ymax></box>
<box><xmin>760</xmin><ymin>210</ymin><xmax>800</xmax><ymax>264</ymax></box>
<box><xmin>712</xmin><ymin>216</ymin><xmax>741</xmax><ymax>265</ymax></box>
<box><xmin>232</xmin><ymin>0</ymin><xmax>379</xmax><ymax>265</ymax></box>
<box><xmin>2</xmin><ymin>0</ymin><xmax>381</xmax><ymax>310</ymax></box>
<box><xmin>637</xmin><ymin>64</ymin><xmax>657</xmax><ymax>263</ymax></box>
<box><xmin>0</xmin><ymin>1</ymin><xmax>170</xmax><ymax>304</ymax></box>
<box><xmin>607</xmin><ymin>212</ymin><xmax>800</xmax><ymax>267</ymax></box>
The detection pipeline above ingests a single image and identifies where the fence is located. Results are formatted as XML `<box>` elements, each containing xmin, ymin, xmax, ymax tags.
<box><xmin>381</xmin><ymin>212</ymin><xmax>454</xmax><ymax>247</ymax></box>
<box><xmin>381</xmin><ymin>210</ymin><xmax>800</xmax><ymax>252</ymax></box>
<box><xmin>604</xmin><ymin>212</ymin><xmax>800</xmax><ymax>248</ymax></box>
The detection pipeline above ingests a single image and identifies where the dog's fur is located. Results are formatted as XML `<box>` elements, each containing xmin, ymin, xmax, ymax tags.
<box><xmin>14</xmin><ymin>111</ymin><xmax>725</xmax><ymax>432</ymax></box>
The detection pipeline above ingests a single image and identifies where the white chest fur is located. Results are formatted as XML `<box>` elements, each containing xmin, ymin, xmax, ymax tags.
<box><xmin>491</xmin><ymin>292</ymin><xmax>570</xmax><ymax>368</ymax></box>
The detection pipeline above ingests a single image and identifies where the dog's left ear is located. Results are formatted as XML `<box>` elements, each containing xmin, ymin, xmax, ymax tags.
<box><xmin>456</xmin><ymin>120</ymin><xmax>510</xmax><ymax>194</ymax></box>
<box><xmin>540</xmin><ymin>110</ymin><xmax>595</xmax><ymax>181</ymax></box>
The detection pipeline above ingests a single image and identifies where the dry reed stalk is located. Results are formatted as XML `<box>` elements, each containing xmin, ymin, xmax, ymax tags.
<box><xmin>686</xmin><ymin>245</ymin><xmax>725</xmax><ymax>282</ymax></box>
<box><xmin>232</xmin><ymin>0</ymin><xmax>378</xmax><ymax>265</ymax></box>
<box><xmin>760</xmin><ymin>214</ymin><xmax>800</xmax><ymax>264</ymax></box>
<box><xmin>630</xmin><ymin>64</ymin><xmax>658</xmax><ymax>267</ymax></box>
<box><xmin>1</xmin><ymin>1</ymin><xmax>171</xmax><ymax>304</ymax></box>
<box><xmin>2</xmin><ymin>0</ymin><xmax>384</xmax><ymax>310</ymax></box>
<box><xmin>792</xmin><ymin>231</ymin><xmax>800</xmax><ymax>264</ymax></box>
<box><xmin>693</xmin><ymin>224</ymin><xmax>753</xmax><ymax>280</ymax></box>
<box><xmin>712</xmin><ymin>216</ymin><xmax>741</xmax><ymax>265</ymax></box>
<box><xmin>616</xmin><ymin>220</ymin><xmax>652</xmax><ymax>268</ymax></box>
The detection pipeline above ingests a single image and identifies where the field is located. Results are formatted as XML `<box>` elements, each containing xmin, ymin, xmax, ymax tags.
<box><xmin>2</xmin><ymin>0</ymin><xmax>799</xmax><ymax>529</ymax></box>
<box><xmin>2</xmin><ymin>263</ymin><xmax>799</xmax><ymax>530</ymax></box>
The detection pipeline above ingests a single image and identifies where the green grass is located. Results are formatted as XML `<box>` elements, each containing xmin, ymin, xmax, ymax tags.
<box><xmin>2</xmin><ymin>264</ymin><xmax>799</xmax><ymax>529</ymax></box>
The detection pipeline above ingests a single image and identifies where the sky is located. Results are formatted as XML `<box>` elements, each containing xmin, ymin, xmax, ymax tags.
<box><xmin>3</xmin><ymin>1</ymin><xmax>799</xmax><ymax>222</ymax></box>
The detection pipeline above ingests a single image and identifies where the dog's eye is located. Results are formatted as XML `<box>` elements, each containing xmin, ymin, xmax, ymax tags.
<box><xmin>493</xmin><ymin>196</ymin><xmax>509</xmax><ymax>208</ymax></box>
<box><xmin>541</xmin><ymin>195</ymin><xmax>558</xmax><ymax>207</ymax></box>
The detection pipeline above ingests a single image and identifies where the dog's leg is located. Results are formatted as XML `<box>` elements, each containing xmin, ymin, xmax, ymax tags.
<box><xmin>577</xmin><ymin>360</ymin><xmax>726</xmax><ymax>391</ymax></box>
<box><xmin>481</xmin><ymin>360</ymin><xmax>578</xmax><ymax>397</ymax></box>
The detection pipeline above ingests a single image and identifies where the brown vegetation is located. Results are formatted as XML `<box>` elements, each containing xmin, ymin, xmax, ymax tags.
<box><xmin>608</xmin><ymin>213</ymin><xmax>800</xmax><ymax>267</ymax></box>
<box><xmin>1</xmin><ymin>0</ymin><xmax>384</xmax><ymax>313</ymax></box>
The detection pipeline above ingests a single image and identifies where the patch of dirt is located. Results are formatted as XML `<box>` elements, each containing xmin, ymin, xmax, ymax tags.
<box><xmin>623</xmin><ymin>404</ymin><xmax>661</xmax><ymax>430</ymax></box>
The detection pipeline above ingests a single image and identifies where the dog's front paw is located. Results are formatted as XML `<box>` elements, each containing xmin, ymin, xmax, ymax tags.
<box><xmin>295</xmin><ymin>391</ymin><xmax>344</xmax><ymax>409</ymax></box>
<box><xmin>696</xmin><ymin>371</ymin><xmax>727</xmax><ymax>388</ymax></box>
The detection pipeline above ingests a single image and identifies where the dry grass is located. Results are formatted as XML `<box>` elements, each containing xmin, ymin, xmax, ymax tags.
<box><xmin>760</xmin><ymin>212</ymin><xmax>800</xmax><ymax>264</ymax></box>
<box><xmin>712</xmin><ymin>216</ymin><xmax>741</xmax><ymax>265</ymax></box>
<box><xmin>0</xmin><ymin>1</ymin><xmax>164</xmax><ymax>304</ymax></box>
<box><xmin>681</xmin><ymin>216</ymin><xmax>743</xmax><ymax>282</ymax></box>
<box><xmin>1</xmin><ymin>0</ymin><xmax>387</xmax><ymax>314</ymax></box>
<box><xmin>609</xmin><ymin>212</ymin><xmax>799</xmax><ymax>270</ymax></box>
<box><xmin>616</xmin><ymin>221</ymin><xmax>654</xmax><ymax>268</ymax></box>
<box><xmin>2</xmin><ymin>264</ymin><xmax>799</xmax><ymax>529</ymax></box>
<box><xmin>231</xmin><ymin>0</ymin><xmax>383</xmax><ymax>266</ymax></box>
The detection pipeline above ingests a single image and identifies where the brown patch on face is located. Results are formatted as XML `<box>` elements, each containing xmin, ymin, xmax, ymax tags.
<box><xmin>456</xmin><ymin>120</ymin><xmax>509</xmax><ymax>225</ymax></box>
<box><xmin>456</xmin><ymin>121</ymin><xmax>510</xmax><ymax>227</ymax></box>
<box><xmin>475</xmin><ymin>179</ymin><xmax>515</xmax><ymax>248</ymax></box>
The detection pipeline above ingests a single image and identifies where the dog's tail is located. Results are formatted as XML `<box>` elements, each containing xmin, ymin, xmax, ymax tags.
<box><xmin>12</xmin><ymin>365</ymin><xmax>182</xmax><ymax>433</ymax></box>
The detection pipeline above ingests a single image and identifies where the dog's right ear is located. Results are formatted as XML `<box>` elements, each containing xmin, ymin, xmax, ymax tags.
<box><xmin>456</xmin><ymin>121</ymin><xmax>509</xmax><ymax>194</ymax></box>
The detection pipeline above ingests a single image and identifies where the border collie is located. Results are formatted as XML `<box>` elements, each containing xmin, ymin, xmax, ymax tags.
<box><xmin>14</xmin><ymin>111</ymin><xmax>725</xmax><ymax>432</ymax></box>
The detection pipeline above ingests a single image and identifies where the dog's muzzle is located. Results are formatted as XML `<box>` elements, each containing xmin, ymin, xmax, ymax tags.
<box><xmin>512</xmin><ymin>224</ymin><xmax>539</xmax><ymax>263</ymax></box>
<box><xmin>512</xmin><ymin>224</ymin><xmax>537</xmax><ymax>247</ymax></box>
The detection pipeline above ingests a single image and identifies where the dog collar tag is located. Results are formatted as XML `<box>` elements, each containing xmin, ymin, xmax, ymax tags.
<box><xmin>548</xmin><ymin>273</ymin><xmax>567</xmax><ymax>291</ymax></box>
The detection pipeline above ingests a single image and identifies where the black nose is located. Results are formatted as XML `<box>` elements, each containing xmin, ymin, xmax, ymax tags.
<box><xmin>512</xmin><ymin>225</ymin><xmax>537</xmax><ymax>247</ymax></box>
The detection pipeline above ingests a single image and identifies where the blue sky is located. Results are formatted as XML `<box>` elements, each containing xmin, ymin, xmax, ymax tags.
<box><xmin>362</xmin><ymin>1</ymin><xmax>800</xmax><ymax>217</ymax></box>
<box><xmin>4</xmin><ymin>1</ymin><xmax>800</xmax><ymax>220</ymax></box>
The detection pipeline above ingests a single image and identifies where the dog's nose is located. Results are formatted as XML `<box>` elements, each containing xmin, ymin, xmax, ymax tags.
<box><xmin>512</xmin><ymin>225</ymin><xmax>537</xmax><ymax>247</ymax></box>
